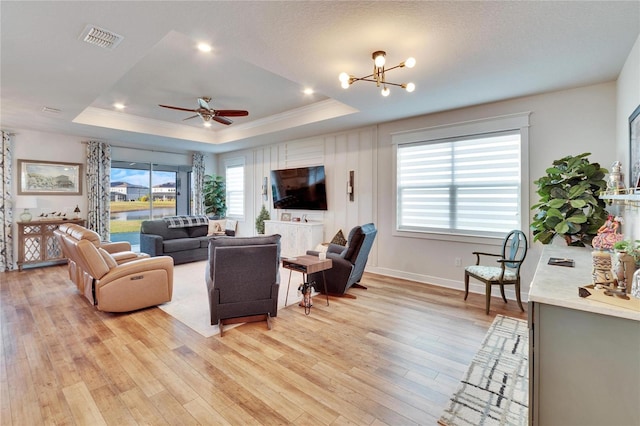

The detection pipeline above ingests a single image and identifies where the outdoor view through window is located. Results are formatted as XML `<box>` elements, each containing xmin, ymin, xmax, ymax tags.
<box><xmin>110</xmin><ymin>165</ymin><xmax>177</xmax><ymax>249</ymax></box>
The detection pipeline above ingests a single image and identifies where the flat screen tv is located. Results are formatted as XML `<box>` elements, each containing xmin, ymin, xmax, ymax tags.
<box><xmin>271</xmin><ymin>165</ymin><xmax>327</xmax><ymax>210</ymax></box>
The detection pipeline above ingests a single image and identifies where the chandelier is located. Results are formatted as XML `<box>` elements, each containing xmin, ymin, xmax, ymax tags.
<box><xmin>339</xmin><ymin>51</ymin><xmax>416</xmax><ymax>97</ymax></box>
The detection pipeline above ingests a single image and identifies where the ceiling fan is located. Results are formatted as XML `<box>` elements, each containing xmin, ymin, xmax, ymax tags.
<box><xmin>159</xmin><ymin>97</ymin><xmax>248</xmax><ymax>126</ymax></box>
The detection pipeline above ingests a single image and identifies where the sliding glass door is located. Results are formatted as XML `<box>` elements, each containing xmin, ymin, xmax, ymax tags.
<box><xmin>110</xmin><ymin>161</ymin><xmax>183</xmax><ymax>249</ymax></box>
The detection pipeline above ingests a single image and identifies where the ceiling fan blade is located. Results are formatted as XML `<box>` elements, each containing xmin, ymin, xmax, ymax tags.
<box><xmin>182</xmin><ymin>114</ymin><xmax>200</xmax><ymax>121</ymax></box>
<box><xmin>215</xmin><ymin>109</ymin><xmax>249</xmax><ymax>117</ymax></box>
<box><xmin>213</xmin><ymin>115</ymin><xmax>233</xmax><ymax>125</ymax></box>
<box><xmin>159</xmin><ymin>104</ymin><xmax>198</xmax><ymax>113</ymax></box>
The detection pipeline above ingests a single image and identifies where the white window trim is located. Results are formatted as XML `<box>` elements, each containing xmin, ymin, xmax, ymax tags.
<box><xmin>224</xmin><ymin>157</ymin><xmax>245</xmax><ymax>220</ymax></box>
<box><xmin>391</xmin><ymin>112</ymin><xmax>530</xmax><ymax>246</ymax></box>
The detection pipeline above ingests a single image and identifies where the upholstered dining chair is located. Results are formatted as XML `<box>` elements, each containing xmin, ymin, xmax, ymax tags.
<box><xmin>464</xmin><ymin>230</ymin><xmax>528</xmax><ymax>314</ymax></box>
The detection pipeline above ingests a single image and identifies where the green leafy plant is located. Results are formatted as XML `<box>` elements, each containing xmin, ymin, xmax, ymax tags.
<box><xmin>255</xmin><ymin>205</ymin><xmax>270</xmax><ymax>234</ymax></box>
<box><xmin>613</xmin><ymin>239</ymin><xmax>640</xmax><ymax>264</ymax></box>
<box><xmin>531</xmin><ymin>152</ymin><xmax>609</xmax><ymax>247</ymax></box>
<box><xmin>203</xmin><ymin>174</ymin><xmax>226</xmax><ymax>218</ymax></box>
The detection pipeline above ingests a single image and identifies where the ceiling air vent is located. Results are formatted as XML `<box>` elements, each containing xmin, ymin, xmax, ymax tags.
<box><xmin>79</xmin><ymin>25</ymin><xmax>123</xmax><ymax>50</ymax></box>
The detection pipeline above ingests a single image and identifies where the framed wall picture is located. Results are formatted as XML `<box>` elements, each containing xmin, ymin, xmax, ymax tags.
<box><xmin>18</xmin><ymin>159</ymin><xmax>83</xmax><ymax>195</ymax></box>
<box><xmin>630</xmin><ymin>104</ymin><xmax>640</xmax><ymax>189</ymax></box>
<box><xmin>280</xmin><ymin>212</ymin><xmax>291</xmax><ymax>221</ymax></box>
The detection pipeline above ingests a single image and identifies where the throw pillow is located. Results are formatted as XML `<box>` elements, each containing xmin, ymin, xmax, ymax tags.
<box><xmin>314</xmin><ymin>243</ymin><xmax>329</xmax><ymax>253</ymax></box>
<box><xmin>207</xmin><ymin>219</ymin><xmax>226</xmax><ymax>236</ymax></box>
<box><xmin>225</xmin><ymin>219</ymin><xmax>237</xmax><ymax>236</ymax></box>
<box><xmin>330</xmin><ymin>229</ymin><xmax>347</xmax><ymax>246</ymax></box>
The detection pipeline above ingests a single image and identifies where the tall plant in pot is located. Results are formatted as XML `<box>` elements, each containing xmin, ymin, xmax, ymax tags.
<box><xmin>255</xmin><ymin>205</ymin><xmax>270</xmax><ymax>234</ymax></box>
<box><xmin>203</xmin><ymin>174</ymin><xmax>226</xmax><ymax>218</ymax></box>
<box><xmin>531</xmin><ymin>152</ymin><xmax>609</xmax><ymax>247</ymax></box>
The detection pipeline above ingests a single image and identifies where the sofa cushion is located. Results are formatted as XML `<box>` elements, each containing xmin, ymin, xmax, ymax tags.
<box><xmin>199</xmin><ymin>236</ymin><xmax>213</xmax><ymax>248</ymax></box>
<box><xmin>187</xmin><ymin>225</ymin><xmax>208</xmax><ymax>238</ymax></box>
<box><xmin>141</xmin><ymin>219</ymin><xmax>190</xmax><ymax>240</ymax></box>
<box><xmin>163</xmin><ymin>238</ymin><xmax>201</xmax><ymax>253</ymax></box>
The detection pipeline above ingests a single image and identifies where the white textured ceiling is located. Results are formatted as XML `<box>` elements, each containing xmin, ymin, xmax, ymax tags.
<box><xmin>1</xmin><ymin>1</ymin><xmax>638</xmax><ymax>154</ymax></box>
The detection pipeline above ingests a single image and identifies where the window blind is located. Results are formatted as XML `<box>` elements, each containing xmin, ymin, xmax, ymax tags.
<box><xmin>225</xmin><ymin>164</ymin><xmax>244</xmax><ymax>218</ymax></box>
<box><xmin>397</xmin><ymin>131</ymin><xmax>521</xmax><ymax>237</ymax></box>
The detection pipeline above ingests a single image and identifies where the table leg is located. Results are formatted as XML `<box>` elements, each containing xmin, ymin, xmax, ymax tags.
<box><xmin>322</xmin><ymin>270</ymin><xmax>329</xmax><ymax>306</ymax></box>
<box><xmin>285</xmin><ymin>269</ymin><xmax>293</xmax><ymax>306</ymax></box>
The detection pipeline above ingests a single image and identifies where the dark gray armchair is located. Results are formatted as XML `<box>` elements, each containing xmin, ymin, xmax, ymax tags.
<box><xmin>205</xmin><ymin>234</ymin><xmax>281</xmax><ymax>336</ymax></box>
<box><xmin>307</xmin><ymin>223</ymin><xmax>377</xmax><ymax>296</ymax></box>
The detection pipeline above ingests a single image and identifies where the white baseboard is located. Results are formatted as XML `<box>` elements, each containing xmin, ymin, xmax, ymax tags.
<box><xmin>366</xmin><ymin>266</ymin><xmax>529</xmax><ymax>303</ymax></box>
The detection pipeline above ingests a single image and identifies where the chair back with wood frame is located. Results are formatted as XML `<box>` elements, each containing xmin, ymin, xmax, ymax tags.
<box><xmin>464</xmin><ymin>230</ymin><xmax>528</xmax><ymax>314</ymax></box>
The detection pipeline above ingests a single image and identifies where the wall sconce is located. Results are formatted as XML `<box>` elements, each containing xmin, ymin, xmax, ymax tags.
<box><xmin>262</xmin><ymin>176</ymin><xmax>268</xmax><ymax>201</ymax></box>
<box><xmin>347</xmin><ymin>170</ymin><xmax>354</xmax><ymax>202</ymax></box>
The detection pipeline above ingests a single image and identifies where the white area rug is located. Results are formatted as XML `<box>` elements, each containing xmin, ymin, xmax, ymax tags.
<box><xmin>438</xmin><ymin>315</ymin><xmax>529</xmax><ymax>426</ymax></box>
<box><xmin>159</xmin><ymin>260</ymin><xmax>308</xmax><ymax>337</ymax></box>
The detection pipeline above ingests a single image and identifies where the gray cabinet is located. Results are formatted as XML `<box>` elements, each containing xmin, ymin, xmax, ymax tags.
<box><xmin>528</xmin><ymin>246</ymin><xmax>640</xmax><ymax>425</ymax></box>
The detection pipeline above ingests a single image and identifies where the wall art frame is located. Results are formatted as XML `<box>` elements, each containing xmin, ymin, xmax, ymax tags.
<box><xmin>630</xmin><ymin>104</ymin><xmax>640</xmax><ymax>189</ymax></box>
<box><xmin>18</xmin><ymin>159</ymin><xmax>83</xmax><ymax>195</ymax></box>
<box><xmin>280</xmin><ymin>212</ymin><xmax>292</xmax><ymax>221</ymax></box>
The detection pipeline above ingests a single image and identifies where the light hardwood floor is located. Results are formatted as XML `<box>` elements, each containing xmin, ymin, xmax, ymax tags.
<box><xmin>1</xmin><ymin>264</ymin><xmax>527</xmax><ymax>425</ymax></box>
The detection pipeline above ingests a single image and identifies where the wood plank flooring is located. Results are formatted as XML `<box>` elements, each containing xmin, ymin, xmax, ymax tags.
<box><xmin>1</xmin><ymin>264</ymin><xmax>527</xmax><ymax>425</ymax></box>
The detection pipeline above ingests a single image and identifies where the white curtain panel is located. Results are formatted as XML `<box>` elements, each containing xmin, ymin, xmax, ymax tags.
<box><xmin>0</xmin><ymin>131</ymin><xmax>14</xmax><ymax>271</ymax></box>
<box><xmin>86</xmin><ymin>141</ymin><xmax>111</xmax><ymax>240</ymax></box>
<box><xmin>192</xmin><ymin>152</ymin><xmax>205</xmax><ymax>215</ymax></box>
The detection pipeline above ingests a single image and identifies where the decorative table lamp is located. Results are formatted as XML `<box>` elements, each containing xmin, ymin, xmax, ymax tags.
<box><xmin>74</xmin><ymin>205</ymin><xmax>81</xmax><ymax>218</ymax></box>
<box><xmin>16</xmin><ymin>197</ymin><xmax>37</xmax><ymax>222</ymax></box>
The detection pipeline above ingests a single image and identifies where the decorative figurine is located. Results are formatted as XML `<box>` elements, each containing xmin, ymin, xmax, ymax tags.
<box><xmin>606</xmin><ymin>161</ymin><xmax>626</xmax><ymax>194</ymax></box>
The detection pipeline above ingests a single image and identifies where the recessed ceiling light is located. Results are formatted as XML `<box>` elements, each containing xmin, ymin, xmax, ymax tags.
<box><xmin>197</xmin><ymin>43</ymin><xmax>212</xmax><ymax>53</ymax></box>
<box><xmin>113</xmin><ymin>103</ymin><xmax>126</xmax><ymax>110</ymax></box>
<box><xmin>303</xmin><ymin>88</ymin><xmax>314</xmax><ymax>95</ymax></box>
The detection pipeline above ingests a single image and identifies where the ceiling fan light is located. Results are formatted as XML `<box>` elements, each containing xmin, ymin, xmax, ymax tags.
<box><xmin>373</xmin><ymin>51</ymin><xmax>386</xmax><ymax>68</ymax></box>
<box><xmin>339</xmin><ymin>72</ymin><xmax>350</xmax><ymax>83</ymax></box>
<box><xmin>203</xmin><ymin>121</ymin><xmax>212</xmax><ymax>128</ymax></box>
<box><xmin>341</xmin><ymin>81</ymin><xmax>350</xmax><ymax>89</ymax></box>
<box><xmin>381</xmin><ymin>87</ymin><xmax>390</xmax><ymax>97</ymax></box>
<box><xmin>404</xmin><ymin>57</ymin><xmax>416</xmax><ymax>68</ymax></box>
<box><xmin>405</xmin><ymin>82</ymin><xmax>416</xmax><ymax>92</ymax></box>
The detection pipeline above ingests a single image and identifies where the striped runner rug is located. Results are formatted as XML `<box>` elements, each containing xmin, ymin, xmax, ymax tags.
<box><xmin>438</xmin><ymin>315</ymin><xmax>529</xmax><ymax>426</ymax></box>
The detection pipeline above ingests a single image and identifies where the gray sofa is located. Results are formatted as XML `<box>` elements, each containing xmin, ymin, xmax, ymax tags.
<box><xmin>140</xmin><ymin>216</ymin><xmax>235</xmax><ymax>265</ymax></box>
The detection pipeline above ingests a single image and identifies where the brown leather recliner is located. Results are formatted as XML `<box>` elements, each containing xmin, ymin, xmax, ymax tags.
<box><xmin>56</xmin><ymin>223</ymin><xmax>150</xmax><ymax>295</ymax></box>
<box><xmin>54</xmin><ymin>224</ymin><xmax>174</xmax><ymax>312</ymax></box>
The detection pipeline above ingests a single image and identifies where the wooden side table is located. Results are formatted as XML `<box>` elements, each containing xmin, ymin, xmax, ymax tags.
<box><xmin>17</xmin><ymin>218</ymin><xmax>86</xmax><ymax>270</ymax></box>
<box><xmin>282</xmin><ymin>254</ymin><xmax>332</xmax><ymax>308</ymax></box>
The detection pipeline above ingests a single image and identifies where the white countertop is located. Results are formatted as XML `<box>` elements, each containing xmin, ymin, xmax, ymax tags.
<box><xmin>528</xmin><ymin>245</ymin><xmax>640</xmax><ymax>321</ymax></box>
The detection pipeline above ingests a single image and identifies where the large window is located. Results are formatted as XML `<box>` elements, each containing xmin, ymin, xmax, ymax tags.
<box><xmin>225</xmin><ymin>161</ymin><xmax>245</xmax><ymax>218</ymax></box>
<box><xmin>394</xmin><ymin>113</ymin><xmax>530</xmax><ymax>240</ymax></box>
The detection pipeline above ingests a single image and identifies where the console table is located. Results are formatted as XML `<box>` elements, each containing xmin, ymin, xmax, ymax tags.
<box><xmin>17</xmin><ymin>218</ymin><xmax>86</xmax><ymax>270</ymax></box>
<box><xmin>264</xmin><ymin>220</ymin><xmax>323</xmax><ymax>258</ymax></box>
<box><xmin>528</xmin><ymin>245</ymin><xmax>640</xmax><ymax>425</ymax></box>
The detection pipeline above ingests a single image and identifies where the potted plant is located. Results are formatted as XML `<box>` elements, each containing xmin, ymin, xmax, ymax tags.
<box><xmin>613</xmin><ymin>239</ymin><xmax>640</xmax><ymax>265</ymax></box>
<box><xmin>203</xmin><ymin>174</ymin><xmax>226</xmax><ymax>218</ymax></box>
<box><xmin>255</xmin><ymin>205</ymin><xmax>270</xmax><ymax>234</ymax></box>
<box><xmin>531</xmin><ymin>152</ymin><xmax>609</xmax><ymax>247</ymax></box>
